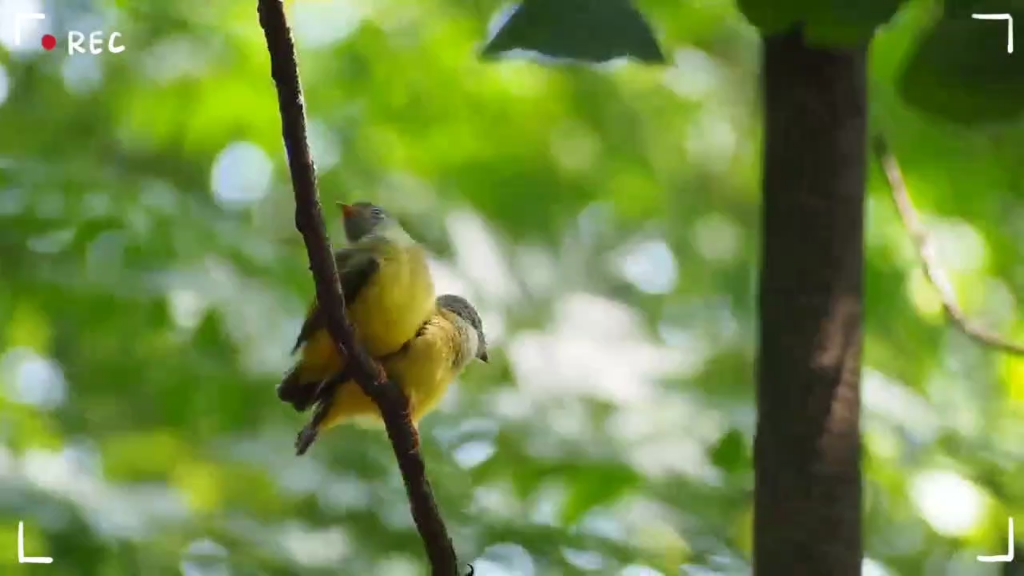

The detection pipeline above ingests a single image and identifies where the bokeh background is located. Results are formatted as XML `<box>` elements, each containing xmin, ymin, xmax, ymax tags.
<box><xmin>2</xmin><ymin>0</ymin><xmax>1024</xmax><ymax>574</ymax></box>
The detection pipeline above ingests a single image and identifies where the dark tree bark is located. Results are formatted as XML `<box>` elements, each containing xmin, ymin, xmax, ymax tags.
<box><xmin>754</xmin><ymin>28</ymin><xmax>866</xmax><ymax>575</ymax></box>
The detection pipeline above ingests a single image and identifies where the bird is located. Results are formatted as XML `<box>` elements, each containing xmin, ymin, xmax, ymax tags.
<box><xmin>276</xmin><ymin>201</ymin><xmax>436</xmax><ymax>413</ymax></box>
<box><xmin>295</xmin><ymin>293</ymin><xmax>488</xmax><ymax>455</ymax></box>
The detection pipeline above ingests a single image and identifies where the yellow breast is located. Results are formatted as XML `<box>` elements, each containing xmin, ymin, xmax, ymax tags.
<box><xmin>384</xmin><ymin>316</ymin><xmax>459</xmax><ymax>423</ymax></box>
<box><xmin>347</xmin><ymin>243</ymin><xmax>435</xmax><ymax>357</ymax></box>
<box><xmin>318</xmin><ymin>313</ymin><xmax>459</xmax><ymax>431</ymax></box>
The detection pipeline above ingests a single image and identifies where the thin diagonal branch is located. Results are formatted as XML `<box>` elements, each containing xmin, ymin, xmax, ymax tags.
<box><xmin>873</xmin><ymin>135</ymin><xmax>1024</xmax><ymax>356</ymax></box>
<box><xmin>256</xmin><ymin>1</ymin><xmax>464</xmax><ymax>573</ymax></box>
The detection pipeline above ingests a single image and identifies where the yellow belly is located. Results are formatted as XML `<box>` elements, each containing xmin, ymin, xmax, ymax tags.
<box><xmin>296</xmin><ymin>244</ymin><xmax>434</xmax><ymax>384</ymax></box>
<box><xmin>347</xmin><ymin>245</ymin><xmax>434</xmax><ymax>357</ymax></box>
<box><xmin>298</xmin><ymin>330</ymin><xmax>344</xmax><ymax>383</ymax></box>
<box><xmin>319</xmin><ymin>316</ymin><xmax>457</xmax><ymax>430</ymax></box>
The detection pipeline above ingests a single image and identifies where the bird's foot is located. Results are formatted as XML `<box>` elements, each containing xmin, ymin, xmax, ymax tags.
<box><xmin>295</xmin><ymin>426</ymin><xmax>319</xmax><ymax>456</ymax></box>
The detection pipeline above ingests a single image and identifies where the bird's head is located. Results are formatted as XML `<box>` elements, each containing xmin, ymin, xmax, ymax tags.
<box><xmin>337</xmin><ymin>201</ymin><xmax>399</xmax><ymax>243</ymax></box>
<box><xmin>437</xmin><ymin>294</ymin><xmax>488</xmax><ymax>364</ymax></box>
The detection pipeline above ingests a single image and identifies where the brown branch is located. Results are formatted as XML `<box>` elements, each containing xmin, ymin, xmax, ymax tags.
<box><xmin>255</xmin><ymin>1</ymin><xmax>465</xmax><ymax>573</ymax></box>
<box><xmin>872</xmin><ymin>135</ymin><xmax>1024</xmax><ymax>356</ymax></box>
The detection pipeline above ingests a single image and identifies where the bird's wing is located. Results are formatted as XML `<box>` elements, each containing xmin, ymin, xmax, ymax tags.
<box><xmin>290</xmin><ymin>246</ymin><xmax>382</xmax><ymax>354</ymax></box>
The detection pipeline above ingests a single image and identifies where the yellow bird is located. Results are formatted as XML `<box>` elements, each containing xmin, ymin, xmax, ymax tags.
<box><xmin>295</xmin><ymin>294</ymin><xmax>488</xmax><ymax>454</ymax></box>
<box><xmin>277</xmin><ymin>202</ymin><xmax>435</xmax><ymax>412</ymax></box>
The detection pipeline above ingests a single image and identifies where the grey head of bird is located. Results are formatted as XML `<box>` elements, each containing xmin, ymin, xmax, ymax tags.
<box><xmin>436</xmin><ymin>294</ymin><xmax>489</xmax><ymax>364</ymax></box>
<box><xmin>337</xmin><ymin>201</ymin><xmax>397</xmax><ymax>243</ymax></box>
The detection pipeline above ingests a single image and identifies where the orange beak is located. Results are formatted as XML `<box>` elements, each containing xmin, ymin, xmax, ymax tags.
<box><xmin>337</xmin><ymin>202</ymin><xmax>354</xmax><ymax>218</ymax></box>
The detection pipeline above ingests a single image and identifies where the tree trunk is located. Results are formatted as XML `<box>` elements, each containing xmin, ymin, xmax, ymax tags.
<box><xmin>754</xmin><ymin>28</ymin><xmax>866</xmax><ymax>575</ymax></box>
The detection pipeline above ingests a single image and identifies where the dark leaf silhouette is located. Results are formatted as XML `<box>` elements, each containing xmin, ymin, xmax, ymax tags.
<box><xmin>483</xmin><ymin>0</ymin><xmax>664</xmax><ymax>63</ymax></box>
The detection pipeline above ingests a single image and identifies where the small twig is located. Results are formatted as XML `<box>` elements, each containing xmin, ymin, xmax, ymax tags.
<box><xmin>256</xmin><ymin>1</ymin><xmax>464</xmax><ymax>573</ymax></box>
<box><xmin>873</xmin><ymin>135</ymin><xmax>1024</xmax><ymax>356</ymax></box>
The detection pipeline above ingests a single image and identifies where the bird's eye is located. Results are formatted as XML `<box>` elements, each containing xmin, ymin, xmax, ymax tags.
<box><xmin>370</xmin><ymin>207</ymin><xmax>384</xmax><ymax>218</ymax></box>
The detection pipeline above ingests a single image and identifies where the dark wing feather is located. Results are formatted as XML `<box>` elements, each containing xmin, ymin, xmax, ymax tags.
<box><xmin>277</xmin><ymin>247</ymin><xmax>381</xmax><ymax>411</ymax></box>
<box><xmin>290</xmin><ymin>248</ymin><xmax>381</xmax><ymax>354</ymax></box>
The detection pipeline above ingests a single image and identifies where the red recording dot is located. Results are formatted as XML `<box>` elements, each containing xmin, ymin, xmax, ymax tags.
<box><xmin>41</xmin><ymin>34</ymin><xmax>56</xmax><ymax>51</ymax></box>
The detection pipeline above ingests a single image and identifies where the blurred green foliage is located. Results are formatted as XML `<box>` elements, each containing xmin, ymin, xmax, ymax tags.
<box><xmin>0</xmin><ymin>0</ymin><xmax>1023</xmax><ymax>574</ymax></box>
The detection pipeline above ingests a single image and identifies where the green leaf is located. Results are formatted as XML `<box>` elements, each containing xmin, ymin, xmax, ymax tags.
<box><xmin>805</xmin><ymin>0</ymin><xmax>905</xmax><ymax>46</ymax></box>
<box><xmin>482</xmin><ymin>0</ymin><xmax>665</xmax><ymax>64</ymax></box>
<box><xmin>736</xmin><ymin>0</ymin><xmax>803</xmax><ymax>36</ymax></box>
<box><xmin>739</xmin><ymin>0</ymin><xmax>905</xmax><ymax>45</ymax></box>
<box><xmin>192</xmin><ymin>309</ymin><xmax>236</xmax><ymax>359</ymax></box>
<box><xmin>710</xmin><ymin>428</ymin><xmax>749</xmax><ymax>474</ymax></box>
<box><xmin>559</xmin><ymin>463</ymin><xmax>640</xmax><ymax>526</ymax></box>
<box><xmin>899</xmin><ymin>12</ymin><xmax>1024</xmax><ymax>123</ymax></box>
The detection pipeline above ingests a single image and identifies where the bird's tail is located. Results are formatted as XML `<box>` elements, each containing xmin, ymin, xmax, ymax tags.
<box><xmin>276</xmin><ymin>366</ymin><xmax>319</xmax><ymax>412</ymax></box>
<box><xmin>293</xmin><ymin>368</ymin><xmax>354</xmax><ymax>456</ymax></box>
